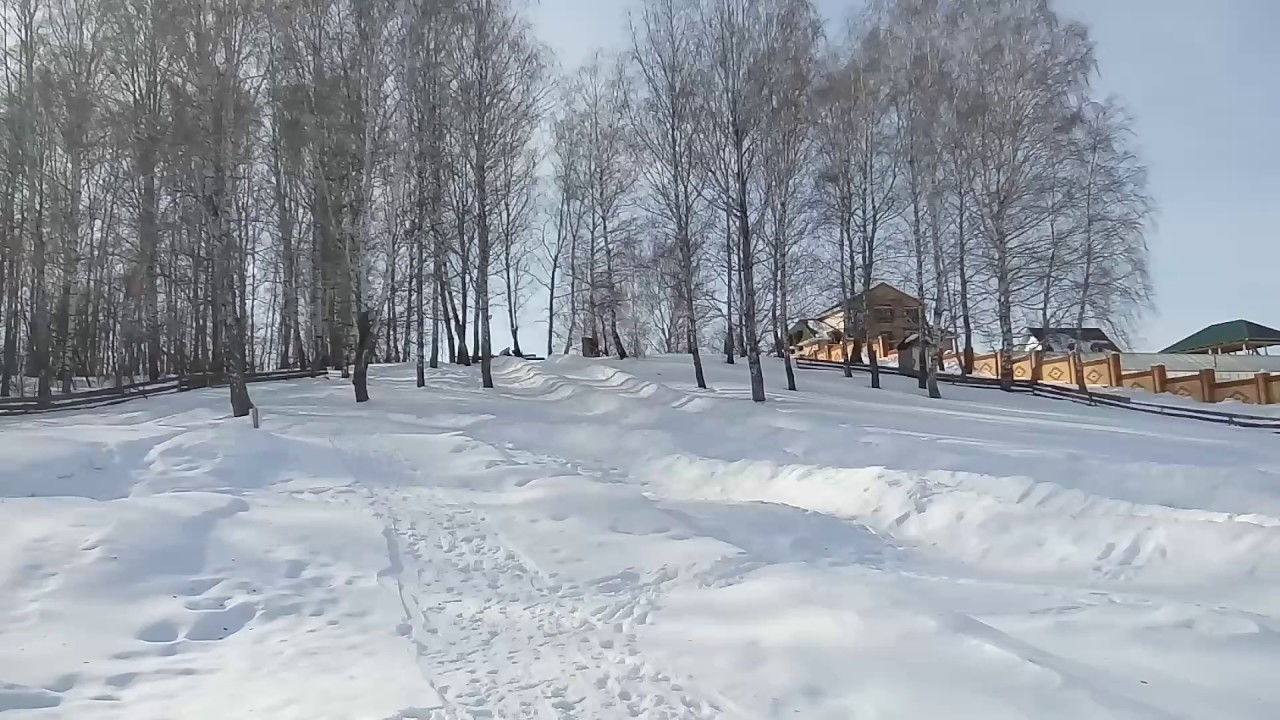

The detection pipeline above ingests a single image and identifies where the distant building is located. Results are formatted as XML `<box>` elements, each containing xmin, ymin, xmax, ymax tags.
<box><xmin>1161</xmin><ymin>320</ymin><xmax>1280</xmax><ymax>355</ymax></box>
<box><xmin>793</xmin><ymin>283</ymin><xmax>922</xmax><ymax>344</ymax></box>
<box><xmin>790</xmin><ymin>283</ymin><xmax>940</xmax><ymax>361</ymax></box>
<box><xmin>896</xmin><ymin>331</ymin><xmax>957</xmax><ymax>375</ymax></box>
<box><xmin>1021</xmin><ymin>327</ymin><xmax>1121</xmax><ymax>354</ymax></box>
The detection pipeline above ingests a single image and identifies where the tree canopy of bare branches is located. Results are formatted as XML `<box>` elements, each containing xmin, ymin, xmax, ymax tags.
<box><xmin>0</xmin><ymin>0</ymin><xmax>1152</xmax><ymax>410</ymax></box>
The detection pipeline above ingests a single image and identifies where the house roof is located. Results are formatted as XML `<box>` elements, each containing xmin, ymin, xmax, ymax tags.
<box><xmin>788</xmin><ymin>318</ymin><xmax>841</xmax><ymax>345</ymax></box>
<box><xmin>1027</xmin><ymin>327</ymin><xmax>1121</xmax><ymax>352</ymax></box>
<box><xmin>1160</xmin><ymin>320</ymin><xmax>1280</xmax><ymax>354</ymax></box>
<box><xmin>817</xmin><ymin>282</ymin><xmax>920</xmax><ymax>318</ymax></box>
<box><xmin>898</xmin><ymin>329</ymin><xmax>957</xmax><ymax>349</ymax></box>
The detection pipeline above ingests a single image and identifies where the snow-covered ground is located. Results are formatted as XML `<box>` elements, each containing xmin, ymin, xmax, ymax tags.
<box><xmin>3</xmin><ymin>355</ymin><xmax>1280</xmax><ymax>719</ymax></box>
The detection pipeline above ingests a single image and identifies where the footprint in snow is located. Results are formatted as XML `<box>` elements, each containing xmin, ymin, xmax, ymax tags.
<box><xmin>177</xmin><ymin>576</ymin><xmax>225</xmax><ymax>597</ymax></box>
<box><xmin>185</xmin><ymin>601</ymin><xmax>258</xmax><ymax>641</ymax></box>
<box><xmin>135</xmin><ymin>619</ymin><xmax>181</xmax><ymax>643</ymax></box>
<box><xmin>283</xmin><ymin>559</ymin><xmax>308</xmax><ymax>579</ymax></box>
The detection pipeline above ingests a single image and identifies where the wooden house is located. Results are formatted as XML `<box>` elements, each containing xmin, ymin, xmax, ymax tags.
<box><xmin>790</xmin><ymin>283</ymin><xmax>925</xmax><ymax>361</ymax></box>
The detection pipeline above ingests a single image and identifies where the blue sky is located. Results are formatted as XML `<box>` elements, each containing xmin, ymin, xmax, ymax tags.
<box><xmin>528</xmin><ymin>0</ymin><xmax>1280</xmax><ymax>352</ymax></box>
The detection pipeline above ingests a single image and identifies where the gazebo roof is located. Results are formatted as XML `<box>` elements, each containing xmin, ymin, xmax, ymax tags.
<box><xmin>1161</xmin><ymin>320</ymin><xmax>1280</xmax><ymax>354</ymax></box>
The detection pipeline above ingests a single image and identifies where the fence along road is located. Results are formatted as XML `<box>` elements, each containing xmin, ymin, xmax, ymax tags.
<box><xmin>0</xmin><ymin>369</ymin><xmax>328</xmax><ymax>418</ymax></box>
<box><xmin>794</xmin><ymin>357</ymin><xmax>1280</xmax><ymax>431</ymax></box>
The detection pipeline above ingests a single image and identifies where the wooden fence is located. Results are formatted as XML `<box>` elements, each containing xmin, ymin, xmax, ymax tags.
<box><xmin>794</xmin><ymin>336</ymin><xmax>1280</xmax><ymax>409</ymax></box>
<box><xmin>944</xmin><ymin>350</ymin><xmax>1280</xmax><ymax>408</ymax></box>
<box><xmin>0</xmin><ymin>369</ymin><xmax>328</xmax><ymax>418</ymax></box>
<box><xmin>793</xmin><ymin>356</ymin><xmax>1280</xmax><ymax>431</ymax></box>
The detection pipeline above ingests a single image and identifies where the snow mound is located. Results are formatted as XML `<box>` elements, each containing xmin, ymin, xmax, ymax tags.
<box><xmin>3</xmin><ymin>356</ymin><xmax>1280</xmax><ymax>718</ymax></box>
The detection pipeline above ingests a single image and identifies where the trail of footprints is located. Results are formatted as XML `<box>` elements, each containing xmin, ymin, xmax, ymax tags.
<box><xmin>373</xmin><ymin>491</ymin><xmax>720</xmax><ymax>720</ymax></box>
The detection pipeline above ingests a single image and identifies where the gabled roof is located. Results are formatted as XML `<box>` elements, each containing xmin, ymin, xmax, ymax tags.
<box><xmin>1161</xmin><ymin>320</ymin><xmax>1280</xmax><ymax>354</ymax></box>
<box><xmin>1026</xmin><ymin>327</ymin><xmax>1121</xmax><ymax>353</ymax></box>
<box><xmin>1028</xmin><ymin>327</ymin><xmax>1117</xmax><ymax>342</ymax></box>
<box><xmin>816</xmin><ymin>282</ymin><xmax>920</xmax><ymax>319</ymax></box>
<box><xmin>788</xmin><ymin>318</ymin><xmax>841</xmax><ymax>345</ymax></box>
<box><xmin>898</xmin><ymin>329</ymin><xmax>957</xmax><ymax>349</ymax></box>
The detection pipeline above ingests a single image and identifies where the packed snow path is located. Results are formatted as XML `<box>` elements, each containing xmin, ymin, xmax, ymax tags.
<box><xmin>4</xmin><ymin>356</ymin><xmax>1280</xmax><ymax>719</ymax></box>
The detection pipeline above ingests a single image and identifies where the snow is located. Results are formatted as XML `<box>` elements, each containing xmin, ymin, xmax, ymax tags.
<box><xmin>3</xmin><ymin>355</ymin><xmax>1280</xmax><ymax>719</ymax></box>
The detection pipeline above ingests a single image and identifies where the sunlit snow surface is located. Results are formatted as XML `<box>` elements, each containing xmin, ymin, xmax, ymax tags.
<box><xmin>3</xmin><ymin>355</ymin><xmax>1279</xmax><ymax>719</ymax></box>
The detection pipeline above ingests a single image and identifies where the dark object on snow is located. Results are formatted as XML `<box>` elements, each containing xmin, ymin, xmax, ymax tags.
<box><xmin>1026</xmin><ymin>327</ymin><xmax>1120</xmax><ymax>353</ymax></box>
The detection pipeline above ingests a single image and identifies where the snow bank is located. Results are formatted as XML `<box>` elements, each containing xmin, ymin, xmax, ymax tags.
<box><xmin>3</xmin><ymin>355</ymin><xmax>1280</xmax><ymax>718</ymax></box>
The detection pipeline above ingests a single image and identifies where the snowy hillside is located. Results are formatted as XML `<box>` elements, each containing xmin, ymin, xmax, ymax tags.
<box><xmin>3</xmin><ymin>356</ymin><xmax>1280</xmax><ymax>719</ymax></box>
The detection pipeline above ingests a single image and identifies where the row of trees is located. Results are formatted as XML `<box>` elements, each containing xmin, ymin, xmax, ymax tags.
<box><xmin>546</xmin><ymin>0</ymin><xmax>1152</xmax><ymax>400</ymax></box>
<box><xmin>0</xmin><ymin>0</ymin><xmax>1151</xmax><ymax>413</ymax></box>
<box><xmin>0</xmin><ymin>0</ymin><xmax>546</xmax><ymax>413</ymax></box>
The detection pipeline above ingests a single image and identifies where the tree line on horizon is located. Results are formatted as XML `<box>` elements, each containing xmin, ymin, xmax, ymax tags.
<box><xmin>0</xmin><ymin>0</ymin><xmax>1151</xmax><ymax>413</ymax></box>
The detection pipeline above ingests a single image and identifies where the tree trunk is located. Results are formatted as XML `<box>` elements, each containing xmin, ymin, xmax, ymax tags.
<box><xmin>1</xmin><ymin>162</ymin><xmax>19</xmax><ymax>396</ymax></box>
<box><xmin>996</xmin><ymin>231</ymin><xmax>1015</xmax><ymax>392</ymax></box>
<box><xmin>837</xmin><ymin>213</ymin><xmax>854</xmax><ymax>378</ymax></box>
<box><xmin>956</xmin><ymin>182</ymin><xmax>973</xmax><ymax>375</ymax></box>
<box><xmin>416</xmin><ymin>220</ymin><xmax>426</xmax><ymax>386</ymax></box>
<box><xmin>402</xmin><ymin>271</ymin><xmax>413</xmax><ymax>365</ymax></box>
<box><xmin>609</xmin><ymin>307</ymin><xmax>626</xmax><ymax>360</ymax></box>
<box><xmin>272</xmin><ymin>142</ymin><xmax>296</xmax><ymax>370</ymax></box>
<box><xmin>735</xmin><ymin>147</ymin><xmax>764</xmax><ymax>403</ymax></box>
<box><xmin>0</xmin><ymin>239</ymin><xmax>9</xmax><ymax>397</ymax></box>
<box><xmin>430</xmin><ymin>222</ymin><xmax>443</xmax><ymax>370</ymax></box>
<box><xmin>723</xmin><ymin>204</ymin><xmax>734</xmax><ymax>364</ymax></box>
<box><xmin>780</xmin><ymin>247</ymin><xmax>796</xmax><ymax>392</ymax></box>
<box><xmin>210</xmin><ymin>157</ymin><xmax>253</xmax><ymax>417</ymax></box>
<box><xmin>476</xmin><ymin>88</ymin><xmax>494</xmax><ymax>388</ymax></box>
<box><xmin>862</xmin><ymin>246</ymin><xmax>879</xmax><ymax>390</ymax></box>
<box><xmin>56</xmin><ymin>147</ymin><xmax>83</xmax><ymax>394</ymax></box>
<box><xmin>353</xmin><ymin>309</ymin><xmax>373</xmax><ymax>403</ymax></box>
<box><xmin>472</xmin><ymin>289</ymin><xmax>482</xmax><ymax>364</ymax></box>
<box><xmin>309</xmin><ymin>182</ymin><xmax>327</xmax><ymax>371</ymax></box>
<box><xmin>927</xmin><ymin>197</ymin><xmax>944</xmax><ymax>400</ymax></box>
<box><xmin>28</xmin><ymin>179</ymin><xmax>51</xmax><ymax>403</ymax></box>
<box><xmin>563</xmin><ymin>222</ymin><xmax>578</xmax><ymax>356</ymax></box>
<box><xmin>680</xmin><ymin>221</ymin><xmax>706</xmax><ymax>389</ymax></box>
<box><xmin>546</xmin><ymin>257</ymin><xmax>558</xmax><ymax>357</ymax></box>
<box><xmin>504</xmin><ymin>244</ymin><xmax>523</xmax><ymax>357</ymax></box>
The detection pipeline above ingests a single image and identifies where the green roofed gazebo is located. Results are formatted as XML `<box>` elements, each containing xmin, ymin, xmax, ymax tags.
<box><xmin>1161</xmin><ymin>320</ymin><xmax>1280</xmax><ymax>355</ymax></box>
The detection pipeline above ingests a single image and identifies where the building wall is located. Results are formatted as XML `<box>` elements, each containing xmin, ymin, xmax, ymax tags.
<box><xmin>816</xmin><ymin>284</ymin><xmax>922</xmax><ymax>350</ymax></box>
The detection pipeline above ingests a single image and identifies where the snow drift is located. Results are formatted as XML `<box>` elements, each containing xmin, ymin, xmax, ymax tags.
<box><xmin>3</xmin><ymin>355</ymin><xmax>1280</xmax><ymax>719</ymax></box>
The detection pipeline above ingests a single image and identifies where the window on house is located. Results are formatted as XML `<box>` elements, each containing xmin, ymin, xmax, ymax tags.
<box><xmin>873</xmin><ymin>305</ymin><xmax>893</xmax><ymax>324</ymax></box>
<box><xmin>904</xmin><ymin>307</ymin><xmax>921</xmax><ymax>326</ymax></box>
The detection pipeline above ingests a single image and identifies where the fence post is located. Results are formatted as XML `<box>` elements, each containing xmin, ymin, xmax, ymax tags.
<box><xmin>1152</xmin><ymin>364</ymin><xmax>1168</xmax><ymax>393</ymax></box>
<box><xmin>1257</xmin><ymin>372</ymin><xmax>1273</xmax><ymax>405</ymax></box>
<box><xmin>1031</xmin><ymin>350</ymin><xmax>1043</xmax><ymax>382</ymax></box>
<box><xmin>1107</xmin><ymin>353</ymin><xmax>1123</xmax><ymax>387</ymax></box>
<box><xmin>1198</xmin><ymin>368</ymin><xmax>1216</xmax><ymax>403</ymax></box>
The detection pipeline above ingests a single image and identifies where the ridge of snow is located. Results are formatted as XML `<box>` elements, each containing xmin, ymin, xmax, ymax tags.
<box><xmin>3</xmin><ymin>354</ymin><xmax>1280</xmax><ymax>718</ymax></box>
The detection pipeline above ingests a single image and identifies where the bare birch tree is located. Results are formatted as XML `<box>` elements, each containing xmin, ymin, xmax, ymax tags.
<box><xmin>630</xmin><ymin>0</ymin><xmax>709</xmax><ymax>388</ymax></box>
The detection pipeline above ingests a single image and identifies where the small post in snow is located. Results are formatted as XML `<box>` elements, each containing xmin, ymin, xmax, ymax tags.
<box><xmin>251</xmin><ymin>406</ymin><xmax>260</xmax><ymax>429</ymax></box>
